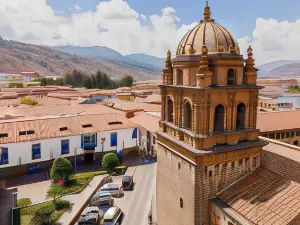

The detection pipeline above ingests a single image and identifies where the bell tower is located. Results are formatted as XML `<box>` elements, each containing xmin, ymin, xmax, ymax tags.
<box><xmin>156</xmin><ymin>2</ymin><xmax>266</xmax><ymax>225</ymax></box>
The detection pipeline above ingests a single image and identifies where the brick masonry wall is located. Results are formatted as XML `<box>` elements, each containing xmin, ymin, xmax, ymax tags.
<box><xmin>156</xmin><ymin>144</ymin><xmax>196</xmax><ymax>225</ymax></box>
<box><xmin>195</xmin><ymin>156</ymin><xmax>258</xmax><ymax>225</ymax></box>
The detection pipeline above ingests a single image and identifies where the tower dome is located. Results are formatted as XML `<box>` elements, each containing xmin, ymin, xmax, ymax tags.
<box><xmin>176</xmin><ymin>1</ymin><xmax>240</xmax><ymax>55</ymax></box>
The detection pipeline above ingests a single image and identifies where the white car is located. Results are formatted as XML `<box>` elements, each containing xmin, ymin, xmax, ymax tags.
<box><xmin>98</xmin><ymin>183</ymin><xmax>123</xmax><ymax>198</ymax></box>
<box><xmin>103</xmin><ymin>206</ymin><xmax>124</xmax><ymax>225</ymax></box>
<box><xmin>77</xmin><ymin>206</ymin><xmax>104</xmax><ymax>225</ymax></box>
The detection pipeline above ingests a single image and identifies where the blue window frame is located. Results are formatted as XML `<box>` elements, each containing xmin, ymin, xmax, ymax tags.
<box><xmin>81</xmin><ymin>133</ymin><xmax>97</xmax><ymax>150</ymax></box>
<box><xmin>132</xmin><ymin>128</ymin><xmax>138</xmax><ymax>139</ymax></box>
<box><xmin>32</xmin><ymin>144</ymin><xmax>41</xmax><ymax>160</ymax></box>
<box><xmin>111</xmin><ymin>133</ymin><xmax>117</xmax><ymax>147</ymax></box>
<box><xmin>61</xmin><ymin>140</ymin><xmax>70</xmax><ymax>155</ymax></box>
<box><xmin>0</xmin><ymin>148</ymin><xmax>8</xmax><ymax>165</ymax></box>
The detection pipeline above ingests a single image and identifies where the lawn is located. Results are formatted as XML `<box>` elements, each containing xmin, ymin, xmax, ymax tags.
<box><xmin>20</xmin><ymin>200</ymin><xmax>70</xmax><ymax>225</ymax></box>
<box><xmin>49</xmin><ymin>170</ymin><xmax>108</xmax><ymax>196</ymax></box>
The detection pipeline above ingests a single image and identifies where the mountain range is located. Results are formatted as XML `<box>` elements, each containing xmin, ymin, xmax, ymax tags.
<box><xmin>0</xmin><ymin>37</ymin><xmax>163</xmax><ymax>81</ymax></box>
<box><xmin>257</xmin><ymin>60</ymin><xmax>300</xmax><ymax>78</ymax></box>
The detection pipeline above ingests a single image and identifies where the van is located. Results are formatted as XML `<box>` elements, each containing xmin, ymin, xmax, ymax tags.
<box><xmin>90</xmin><ymin>192</ymin><xmax>114</xmax><ymax>207</ymax></box>
<box><xmin>103</xmin><ymin>206</ymin><xmax>124</xmax><ymax>225</ymax></box>
<box><xmin>98</xmin><ymin>183</ymin><xmax>123</xmax><ymax>198</ymax></box>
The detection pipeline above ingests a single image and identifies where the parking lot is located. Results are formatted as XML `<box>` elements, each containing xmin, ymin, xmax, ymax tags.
<box><xmin>79</xmin><ymin>162</ymin><xmax>157</xmax><ymax>225</ymax></box>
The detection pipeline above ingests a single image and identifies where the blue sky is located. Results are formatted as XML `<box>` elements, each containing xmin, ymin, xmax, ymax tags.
<box><xmin>48</xmin><ymin>0</ymin><xmax>300</xmax><ymax>38</ymax></box>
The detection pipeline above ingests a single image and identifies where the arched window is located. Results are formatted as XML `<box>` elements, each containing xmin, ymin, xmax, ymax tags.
<box><xmin>294</xmin><ymin>140</ymin><xmax>299</xmax><ymax>146</ymax></box>
<box><xmin>167</xmin><ymin>99</ymin><xmax>174</xmax><ymax>123</ymax></box>
<box><xmin>214</xmin><ymin>105</ymin><xmax>225</xmax><ymax>132</ymax></box>
<box><xmin>184</xmin><ymin>101</ymin><xmax>192</xmax><ymax>130</ymax></box>
<box><xmin>227</xmin><ymin>69</ymin><xmax>235</xmax><ymax>85</ymax></box>
<box><xmin>236</xmin><ymin>103</ymin><xmax>246</xmax><ymax>130</ymax></box>
<box><xmin>177</xmin><ymin>69</ymin><xmax>183</xmax><ymax>85</ymax></box>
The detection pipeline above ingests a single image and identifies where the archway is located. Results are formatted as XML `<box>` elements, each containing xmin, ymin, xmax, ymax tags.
<box><xmin>214</xmin><ymin>105</ymin><xmax>225</xmax><ymax>132</ymax></box>
<box><xmin>236</xmin><ymin>103</ymin><xmax>246</xmax><ymax>129</ymax></box>
<box><xmin>167</xmin><ymin>99</ymin><xmax>174</xmax><ymax>123</ymax></box>
<box><xmin>184</xmin><ymin>101</ymin><xmax>192</xmax><ymax>130</ymax></box>
<box><xmin>227</xmin><ymin>69</ymin><xmax>235</xmax><ymax>85</ymax></box>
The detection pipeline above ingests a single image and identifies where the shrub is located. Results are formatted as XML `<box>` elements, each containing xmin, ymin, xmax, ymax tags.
<box><xmin>17</xmin><ymin>198</ymin><xmax>32</xmax><ymax>207</ymax></box>
<box><xmin>20</xmin><ymin>97</ymin><xmax>38</xmax><ymax>105</ymax></box>
<box><xmin>51</xmin><ymin>158</ymin><xmax>74</xmax><ymax>184</ymax></box>
<box><xmin>8</xmin><ymin>83</ymin><xmax>24</xmax><ymax>88</ymax></box>
<box><xmin>54</xmin><ymin>199</ymin><xmax>70</xmax><ymax>211</ymax></box>
<box><xmin>31</xmin><ymin>204</ymin><xmax>57</xmax><ymax>225</ymax></box>
<box><xmin>20</xmin><ymin>201</ymin><xmax>54</xmax><ymax>216</ymax></box>
<box><xmin>102</xmin><ymin>153</ymin><xmax>120</xmax><ymax>171</ymax></box>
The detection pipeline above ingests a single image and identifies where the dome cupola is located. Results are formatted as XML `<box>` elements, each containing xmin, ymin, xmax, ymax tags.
<box><xmin>176</xmin><ymin>1</ymin><xmax>240</xmax><ymax>55</ymax></box>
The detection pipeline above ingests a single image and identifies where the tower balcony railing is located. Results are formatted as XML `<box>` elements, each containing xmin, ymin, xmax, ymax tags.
<box><xmin>160</xmin><ymin>121</ymin><xmax>260</xmax><ymax>150</ymax></box>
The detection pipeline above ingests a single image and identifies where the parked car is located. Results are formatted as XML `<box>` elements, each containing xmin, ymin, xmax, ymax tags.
<box><xmin>77</xmin><ymin>206</ymin><xmax>104</xmax><ymax>225</ymax></box>
<box><xmin>103</xmin><ymin>206</ymin><xmax>124</xmax><ymax>225</ymax></box>
<box><xmin>98</xmin><ymin>183</ymin><xmax>123</xmax><ymax>198</ymax></box>
<box><xmin>90</xmin><ymin>192</ymin><xmax>114</xmax><ymax>207</ymax></box>
<box><xmin>122</xmin><ymin>176</ymin><xmax>134</xmax><ymax>191</ymax></box>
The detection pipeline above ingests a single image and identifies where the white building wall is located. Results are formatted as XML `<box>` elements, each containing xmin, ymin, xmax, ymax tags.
<box><xmin>0</xmin><ymin>128</ymin><xmax>138</xmax><ymax>169</ymax></box>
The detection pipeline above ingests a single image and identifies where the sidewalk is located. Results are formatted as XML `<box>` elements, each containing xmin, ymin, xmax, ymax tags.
<box><xmin>58</xmin><ymin>174</ymin><xmax>107</xmax><ymax>225</ymax></box>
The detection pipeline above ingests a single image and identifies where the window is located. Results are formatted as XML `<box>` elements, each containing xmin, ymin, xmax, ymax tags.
<box><xmin>0</xmin><ymin>133</ymin><xmax>8</xmax><ymax>138</ymax></box>
<box><xmin>19</xmin><ymin>130</ymin><xmax>35</xmax><ymax>136</ymax></box>
<box><xmin>81</xmin><ymin>133</ymin><xmax>97</xmax><ymax>150</ymax></box>
<box><xmin>236</xmin><ymin>103</ymin><xmax>246</xmax><ymax>129</ymax></box>
<box><xmin>32</xmin><ymin>144</ymin><xmax>41</xmax><ymax>160</ymax></box>
<box><xmin>227</xmin><ymin>69</ymin><xmax>235</xmax><ymax>85</ymax></box>
<box><xmin>180</xmin><ymin>198</ymin><xmax>183</xmax><ymax>208</ymax></box>
<box><xmin>108</xmin><ymin>121</ymin><xmax>123</xmax><ymax>125</ymax></box>
<box><xmin>60</xmin><ymin>127</ymin><xmax>68</xmax><ymax>131</ymax></box>
<box><xmin>167</xmin><ymin>99</ymin><xmax>174</xmax><ymax>123</ymax></box>
<box><xmin>0</xmin><ymin>148</ymin><xmax>8</xmax><ymax>165</ymax></box>
<box><xmin>214</xmin><ymin>105</ymin><xmax>225</xmax><ymax>132</ymax></box>
<box><xmin>297</xmin><ymin>131</ymin><xmax>300</xmax><ymax>136</ymax></box>
<box><xmin>111</xmin><ymin>133</ymin><xmax>118</xmax><ymax>147</ymax></box>
<box><xmin>177</xmin><ymin>69</ymin><xmax>183</xmax><ymax>85</ymax></box>
<box><xmin>209</xmin><ymin>170</ymin><xmax>213</xmax><ymax>177</ymax></box>
<box><xmin>269</xmin><ymin>133</ymin><xmax>275</xmax><ymax>139</ymax></box>
<box><xmin>132</xmin><ymin>128</ymin><xmax>138</xmax><ymax>139</ymax></box>
<box><xmin>82</xmin><ymin>124</ymin><xmax>92</xmax><ymax>128</ymax></box>
<box><xmin>61</xmin><ymin>140</ymin><xmax>70</xmax><ymax>155</ymax></box>
<box><xmin>276</xmin><ymin>133</ymin><xmax>280</xmax><ymax>139</ymax></box>
<box><xmin>286</xmin><ymin>132</ymin><xmax>290</xmax><ymax>138</ymax></box>
<box><xmin>184</xmin><ymin>101</ymin><xmax>192</xmax><ymax>130</ymax></box>
<box><xmin>291</xmin><ymin>131</ymin><xmax>295</xmax><ymax>138</ymax></box>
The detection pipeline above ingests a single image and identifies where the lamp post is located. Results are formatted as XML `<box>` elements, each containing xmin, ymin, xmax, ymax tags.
<box><xmin>101</xmin><ymin>137</ymin><xmax>106</xmax><ymax>168</ymax></box>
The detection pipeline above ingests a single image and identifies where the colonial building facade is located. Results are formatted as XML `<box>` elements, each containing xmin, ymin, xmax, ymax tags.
<box><xmin>156</xmin><ymin>2</ymin><xmax>266</xmax><ymax>225</ymax></box>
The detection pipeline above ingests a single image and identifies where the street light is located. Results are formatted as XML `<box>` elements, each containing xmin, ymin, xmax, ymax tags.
<box><xmin>101</xmin><ymin>137</ymin><xmax>106</xmax><ymax>168</ymax></box>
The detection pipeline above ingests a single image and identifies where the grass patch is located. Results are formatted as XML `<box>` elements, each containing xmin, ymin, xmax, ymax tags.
<box><xmin>48</xmin><ymin>170</ymin><xmax>107</xmax><ymax>196</ymax></box>
<box><xmin>20</xmin><ymin>200</ymin><xmax>71</xmax><ymax>225</ymax></box>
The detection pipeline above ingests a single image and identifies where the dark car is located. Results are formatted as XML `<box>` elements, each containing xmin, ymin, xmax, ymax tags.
<box><xmin>122</xmin><ymin>176</ymin><xmax>134</xmax><ymax>191</ymax></box>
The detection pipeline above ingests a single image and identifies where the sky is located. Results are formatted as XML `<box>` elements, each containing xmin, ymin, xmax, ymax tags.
<box><xmin>1</xmin><ymin>0</ymin><xmax>300</xmax><ymax>65</ymax></box>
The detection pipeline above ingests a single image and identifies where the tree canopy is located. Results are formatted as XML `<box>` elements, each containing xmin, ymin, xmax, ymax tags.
<box><xmin>50</xmin><ymin>158</ymin><xmax>74</xmax><ymax>184</ymax></box>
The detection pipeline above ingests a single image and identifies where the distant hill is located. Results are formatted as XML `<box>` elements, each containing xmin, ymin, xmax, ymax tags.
<box><xmin>55</xmin><ymin>46</ymin><xmax>165</xmax><ymax>72</ymax></box>
<box><xmin>258</xmin><ymin>60</ymin><xmax>300</xmax><ymax>78</ymax></box>
<box><xmin>0</xmin><ymin>38</ymin><xmax>160</xmax><ymax>80</ymax></box>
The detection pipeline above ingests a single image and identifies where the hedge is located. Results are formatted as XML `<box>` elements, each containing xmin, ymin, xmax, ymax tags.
<box><xmin>54</xmin><ymin>199</ymin><xmax>70</xmax><ymax>211</ymax></box>
<box><xmin>17</xmin><ymin>198</ymin><xmax>32</xmax><ymax>207</ymax></box>
<box><xmin>102</xmin><ymin>153</ymin><xmax>120</xmax><ymax>171</ymax></box>
<box><xmin>113</xmin><ymin>165</ymin><xmax>127</xmax><ymax>175</ymax></box>
<box><xmin>20</xmin><ymin>97</ymin><xmax>38</xmax><ymax>105</ymax></box>
<box><xmin>8</xmin><ymin>83</ymin><xmax>24</xmax><ymax>88</ymax></box>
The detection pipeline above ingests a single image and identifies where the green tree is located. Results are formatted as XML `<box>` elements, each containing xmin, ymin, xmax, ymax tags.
<box><xmin>102</xmin><ymin>153</ymin><xmax>120</xmax><ymax>171</ymax></box>
<box><xmin>64</xmin><ymin>71</ymin><xmax>73</xmax><ymax>86</ymax></box>
<box><xmin>82</xmin><ymin>73</ymin><xmax>92</xmax><ymax>89</ymax></box>
<box><xmin>120</xmin><ymin>74</ymin><xmax>133</xmax><ymax>87</ymax></box>
<box><xmin>101</xmin><ymin>73</ymin><xmax>110</xmax><ymax>89</ymax></box>
<box><xmin>47</xmin><ymin>184</ymin><xmax>63</xmax><ymax>203</ymax></box>
<box><xmin>50</xmin><ymin>158</ymin><xmax>74</xmax><ymax>184</ymax></box>
<box><xmin>31</xmin><ymin>204</ymin><xmax>59</xmax><ymax>225</ymax></box>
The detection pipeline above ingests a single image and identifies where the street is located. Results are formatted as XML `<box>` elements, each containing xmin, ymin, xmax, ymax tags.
<box><xmin>113</xmin><ymin>162</ymin><xmax>157</xmax><ymax>225</ymax></box>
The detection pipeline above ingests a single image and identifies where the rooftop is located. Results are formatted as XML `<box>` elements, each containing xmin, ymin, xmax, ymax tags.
<box><xmin>257</xmin><ymin>110</ymin><xmax>300</xmax><ymax>132</ymax></box>
<box><xmin>130</xmin><ymin>112</ymin><xmax>160</xmax><ymax>133</ymax></box>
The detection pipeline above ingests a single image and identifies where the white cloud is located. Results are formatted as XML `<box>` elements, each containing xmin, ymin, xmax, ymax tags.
<box><xmin>238</xmin><ymin>18</ymin><xmax>300</xmax><ymax>65</ymax></box>
<box><xmin>74</xmin><ymin>4</ymin><xmax>81</xmax><ymax>11</ymax></box>
<box><xmin>2</xmin><ymin>0</ymin><xmax>298</xmax><ymax>65</ymax></box>
<box><xmin>0</xmin><ymin>0</ymin><xmax>195</xmax><ymax>58</ymax></box>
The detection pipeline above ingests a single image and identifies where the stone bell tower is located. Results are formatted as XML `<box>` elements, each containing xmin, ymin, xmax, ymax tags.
<box><xmin>156</xmin><ymin>2</ymin><xmax>266</xmax><ymax>225</ymax></box>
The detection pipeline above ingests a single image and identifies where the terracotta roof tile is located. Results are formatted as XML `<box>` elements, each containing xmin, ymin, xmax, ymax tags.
<box><xmin>218</xmin><ymin>167</ymin><xmax>300</xmax><ymax>225</ymax></box>
<box><xmin>129</xmin><ymin>113</ymin><xmax>160</xmax><ymax>133</ymax></box>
